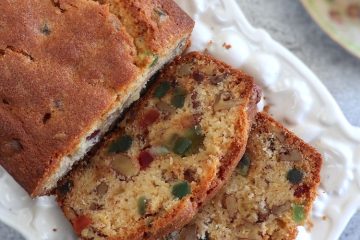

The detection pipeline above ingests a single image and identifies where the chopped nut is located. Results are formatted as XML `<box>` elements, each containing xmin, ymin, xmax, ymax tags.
<box><xmin>176</xmin><ymin>64</ymin><xmax>193</xmax><ymax>77</ymax></box>
<box><xmin>209</xmin><ymin>73</ymin><xmax>228</xmax><ymax>85</ymax></box>
<box><xmin>110</xmin><ymin>154</ymin><xmax>139</xmax><ymax>178</ymax></box>
<box><xmin>96</xmin><ymin>182</ymin><xmax>109</xmax><ymax>196</ymax></box>
<box><xmin>222</xmin><ymin>194</ymin><xmax>238</xmax><ymax>218</ymax></box>
<box><xmin>179</xmin><ymin>224</ymin><xmax>197</xmax><ymax>240</ymax></box>
<box><xmin>156</xmin><ymin>101</ymin><xmax>175</xmax><ymax>115</ymax></box>
<box><xmin>1</xmin><ymin>139</ymin><xmax>23</xmax><ymax>156</ymax></box>
<box><xmin>214</xmin><ymin>92</ymin><xmax>244</xmax><ymax>111</ymax></box>
<box><xmin>279</xmin><ymin>149</ymin><xmax>302</xmax><ymax>162</ymax></box>
<box><xmin>54</xmin><ymin>132</ymin><xmax>67</xmax><ymax>140</ymax></box>
<box><xmin>271</xmin><ymin>202</ymin><xmax>291</xmax><ymax>216</ymax></box>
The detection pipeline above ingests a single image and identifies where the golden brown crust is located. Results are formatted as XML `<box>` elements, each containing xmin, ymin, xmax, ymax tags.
<box><xmin>57</xmin><ymin>52</ymin><xmax>260</xmax><ymax>239</ymax></box>
<box><xmin>0</xmin><ymin>0</ymin><xmax>194</xmax><ymax>196</ymax></box>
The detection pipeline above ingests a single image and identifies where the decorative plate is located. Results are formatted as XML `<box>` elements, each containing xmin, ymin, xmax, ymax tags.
<box><xmin>301</xmin><ymin>0</ymin><xmax>360</xmax><ymax>59</ymax></box>
<box><xmin>0</xmin><ymin>0</ymin><xmax>359</xmax><ymax>239</ymax></box>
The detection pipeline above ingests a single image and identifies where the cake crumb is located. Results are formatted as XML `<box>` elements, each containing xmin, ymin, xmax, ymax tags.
<box><xmin>222</xmin><ymin>42</ymin><xmax>232</xmax><ymax>49</ymax></box>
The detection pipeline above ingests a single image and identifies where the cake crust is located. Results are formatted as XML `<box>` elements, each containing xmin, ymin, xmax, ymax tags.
<box><xmin>0</xmin><ymin>0</ymin><xmax>194</xmax><ymax>196</ymax></box>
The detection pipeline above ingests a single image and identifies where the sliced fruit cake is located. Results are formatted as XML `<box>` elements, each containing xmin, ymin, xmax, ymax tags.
<box><xmin>168</xmin><ymin>113</ymin><xmax>322</xmax><ymax>240</ymax></box>
<box><xmin>56</xmin><ymin>52</ymin><xmax>261</xmax><ymax>239</ymax></box>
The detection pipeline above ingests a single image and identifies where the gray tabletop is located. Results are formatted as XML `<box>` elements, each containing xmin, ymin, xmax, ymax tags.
<box><xmin>1</xmin><ymin>0</ymin><xmax>360</xmax><ymax>239</ymax></box>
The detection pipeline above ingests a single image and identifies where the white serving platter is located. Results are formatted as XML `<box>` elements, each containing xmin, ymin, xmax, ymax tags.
<box><xmin>0</xmin><ymin>0</ymin><xmax>359</xmax><ymax>239</ymax></box>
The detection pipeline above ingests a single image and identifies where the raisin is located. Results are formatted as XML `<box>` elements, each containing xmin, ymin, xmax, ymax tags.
<box><xmin>40</xmin><ymin>23</ymin><xmax>51</xmax><ymax>35</ymax></box>
<box><xmin>192</xmin><ymin>71</ymin><xmax>204</xmax><ymax>82</ymax></box>
<box><xmin>58</xmin><ymin>180</ymin><xmax>74</xmax><ymax>197</ymax></box>
<box><xmin>86</xmin><ymin>130</ymin><xmax>100</xmax><ymax>141</ymax></box>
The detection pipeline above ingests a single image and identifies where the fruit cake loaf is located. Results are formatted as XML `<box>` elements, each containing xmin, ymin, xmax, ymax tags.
<box><xmin>0</xmin><ymin>0</ymin><xmax>194</xmax><ymax>196</ymax></box>
<box><xmin>169</xmin><ymin>112</ymin><xmax>322</xmax><ymax>240</ymax></box>
<box><xmin>56</xmin><ymin>52</ymin><xmax>261</xmax><ymax>239</ymax></box>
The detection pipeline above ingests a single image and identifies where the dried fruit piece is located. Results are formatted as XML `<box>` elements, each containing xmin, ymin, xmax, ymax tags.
<box><xmin>292</xmin><ymin>204</ymin><xmax>305</xmax><ymax>223</ymax></box>
<box><xmin>96</xmin><ymin>182</ymin><xmax>109</xmax><ymax>196</ymax></box>
<box><xmin>150</xmin><ymin>55</ymin><xmax>159</xmax><ymax>67</ymax></box>
<box><xmin>86</xmin><ymin>130</ymin><xmax>100</xmax><ymax>141</ymax></box>
<box><xmin>173</xmin><ymin>137</ymin><xmax>192</xmax><ymax>156</ymax></box>
<box><xmin>184</xmin><ymin>125</ymin><xmax>205</xmax><ymax>155</ymax></box>
<box><xmin>294</xmin><ymin>184</ymin><xmax>310</xmax><ymax>198</ymax></box>
<box><xmin>111</xmin><ymin>154</ymin><xmax>139</xmax><ymax>178</ymax></box>
<box><xmin>171</xmin><ymin>87</ymin><xmax>187</xmax><ymax>109</ymax></box>
<box><xmin>140</xmin><ymin>109</ymin><xmax>160</xmax><ymax>129</ymax></box>
<box><xmin>237</xmin><ymin>154</ymin><xmax>251</xmax><ymax>176</ymax></box>
<box><xmin>40</xmin><ymin>23</ymin><xmax>51</xmax><ymax>35</ymax></box>
<box><xmin>58</xmin><ymin>180</ymin><xmax>74</xmax><ymax>197</ymax></box>
<box><xmin>108</xmin><ymin>135</ymin><xmax>132</xmax><ymax>153</ymax></box>
<box><xmin>154</xmin><ymin>82</ymin><xmax>171</xmax><ymax>99</ymax></box>
<box><xmin>287</xmin><ymin>168</ymin><xmax>304</xmax><ymax>184</ymax></box>
<box><xmin>138</xmin><ymin>150</ymin><xmax>154</xmax><ymax>170</ymax></box>
<box><xmin>192</xmin><ymin>71</ymin><xmax>204</xmax><ymax>82</ymax></box>
<box><xmin>73</xmin><ymin>215</ymin><xmax>92</xmax><ymax>234</ymax></box>
<box><xmin>137</xmin><ymin>196</ymin><xmax>149</xmax><ymax>216</ymax></box>
<box><xmin>172</xmin><ymin>181</ymin><xmax>191</xmax><ymax>199</ymax></box>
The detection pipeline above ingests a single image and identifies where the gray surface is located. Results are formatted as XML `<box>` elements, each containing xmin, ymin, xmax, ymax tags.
<box><xmin>1</xmin><ymin>0</ymin><xmax>360</xmax><ymax>239</ymax></box>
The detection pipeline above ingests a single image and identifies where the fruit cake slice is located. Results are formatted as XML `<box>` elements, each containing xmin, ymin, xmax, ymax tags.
<box><xmin>56</xmin><ymin>52</ymin><xmax>261</xmax><ymax>239</ymax></box>
<box><xmin>169</xmin><ymin>112</ymin><xmax>322</xmax><ymax>240</ymax></box>
<box><xmin>0</xmin><ymin>0</ymin><xmax>193</xmax><ymax>196</ymax></box>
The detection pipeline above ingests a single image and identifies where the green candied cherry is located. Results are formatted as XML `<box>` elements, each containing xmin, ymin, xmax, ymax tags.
<box><xmin>171</xmin><ymin>87</ymin><xmax>187</xmax><ymax>108</ymax></box>
<box><xmin>287</xmin><ymin>168</ymin><xmax>304</xmax><ymax>184</ymax></box>
<box><xmin>292</xmin><ymin>204</ymin><xmax>305</xmax><ymax>223</ymax></box>
<box><xmin>184</xmin><ymin>125</ymin><xmax>205</xmax><ymax>155</ymax></box>
<box><xmin>137</xmin><ymin>196</ymin><xmax>149</xmax><ymax>216</ymax></box>
<box><xmin>154</xmin><ymin>82</ymin><xmax>171</xmax><ymax>99</ymax></box>
<box><xmin>238</xmin><ymin>154</ymin><xmax>251</xmax><ymax>177</ymax></box>
<box><xmin>108</xmin><ymin>135</ymin><xmax>133</xmax><ymax>153</ymax></box>
<box><xmin>173</xmin><ymin>137</ymin><xmax>192</xmax><ymax>156</ymax></box>
<box><xmin>172</xmin><ymin>181</ymin><xmax>191</xmax><ymax>199</ymax></box>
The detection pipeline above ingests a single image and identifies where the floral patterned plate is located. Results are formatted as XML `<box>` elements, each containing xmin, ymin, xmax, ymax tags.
<box><xmin>301</xmin><ymin>0</ymin><xmax>360</xmax><ymax>58</ymax></box>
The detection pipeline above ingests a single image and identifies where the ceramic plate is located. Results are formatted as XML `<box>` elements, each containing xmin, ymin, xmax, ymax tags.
<box><xmin>1</xmin><ymin>0</ymin><xmax>360</xmax><ymax>239</ymax></box>
<box><xmin>301</xmin><ymin>0</ymin><xmax>360</xmax><ymax>58</ymax></box>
